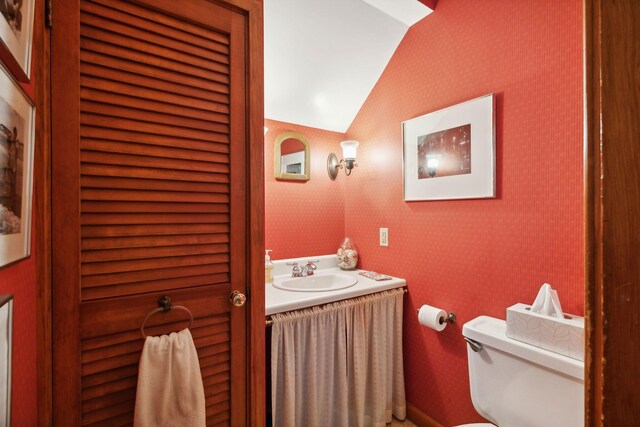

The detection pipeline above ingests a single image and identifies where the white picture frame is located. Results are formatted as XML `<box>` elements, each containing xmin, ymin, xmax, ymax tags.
<box><xmin>0</xmin><ymin>295</ymin><xmax>13</xmax><ymax>427</ymax></box>
<box><xmin>0</xmin><ymin>63</ymin><xmax>35</xmax><ymax>267</ymax></box>
<box><xmin>0</xmin><ymin>0</ymin><xmax>35</xmax><ymax>79</ymax></box>
<box><xmin>403</xmin><ymin>94</ymin><xmax>496</xmax><ymax>201</ymax></box>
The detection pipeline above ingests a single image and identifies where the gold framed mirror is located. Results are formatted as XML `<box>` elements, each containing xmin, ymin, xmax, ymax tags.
<box><xmin>274</xmin><ymin>131</ymin><xmax>311</xmax><ymax>181</ymax></box>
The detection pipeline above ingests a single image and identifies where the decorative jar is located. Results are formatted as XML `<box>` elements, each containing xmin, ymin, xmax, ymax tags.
<box><xmin>337</xmin><ymin>237</ymin><xmax>358</xmax><ymax>270</ymax></box>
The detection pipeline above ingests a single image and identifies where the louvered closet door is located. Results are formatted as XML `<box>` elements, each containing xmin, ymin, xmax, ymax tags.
<box><xmin>51</xmin><ymin>0</ymin><xmax>254</xmax><ymax>425</ymax></box>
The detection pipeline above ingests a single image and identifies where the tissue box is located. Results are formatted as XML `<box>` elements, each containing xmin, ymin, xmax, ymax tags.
<box><xmin>506</xmin><ymin>303</ymin><xmax>584</xmax><ymax>361</ymax></box>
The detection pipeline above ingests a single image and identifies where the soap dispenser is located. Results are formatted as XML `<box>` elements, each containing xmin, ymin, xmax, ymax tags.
<box><xmin>265</xmin><ymin>250</ymin><xmax>274</xmax><ymax>284</ymax></box>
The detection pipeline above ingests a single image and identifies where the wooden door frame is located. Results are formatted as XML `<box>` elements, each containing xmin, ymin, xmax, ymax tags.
<box><xmin>33</xmin><ymin>0</ymin><xmax>52</xmax><ymax>425</ymax></box>
<box><xmin>219</xmin><ymin>0</ymin><xmax>266</xmax><ymax>422</ymax></box>
<box><xmin>584</xmin><ymin>0</ymin><xmax>640</xmax><ymax>424</ymax></box>
<box><xmin>583</xmin><ymin>1</ymin><xmax>600</xmax><ymax>423</ymax></box>
<box><xmin>34</xmin><ymin>0</ymin><xmax>639</xmax><ymax>425</ymax></box>
<box><xmin>37</xmin><ymin>0</ymin><xmax>264</xmax><ymax>425</ymax></box>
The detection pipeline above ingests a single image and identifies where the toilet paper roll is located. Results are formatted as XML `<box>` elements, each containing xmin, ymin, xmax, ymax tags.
<box><xmin>418</xmin><ymin>305</ymin><xmax>447</xmax><ymax>331</ymax></box>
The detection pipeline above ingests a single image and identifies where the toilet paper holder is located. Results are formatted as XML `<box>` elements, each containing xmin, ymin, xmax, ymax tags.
<box><xmin>417</xmin><ymin>308</ymin><xmax>456</xmax><ymax>325</ymax></box>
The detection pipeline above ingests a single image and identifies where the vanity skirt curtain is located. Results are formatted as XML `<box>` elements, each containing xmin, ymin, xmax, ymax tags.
<box><xmin>270</xmin><ymin>288</ymin><xmax>406</xmax><ymax>427</ymax></box>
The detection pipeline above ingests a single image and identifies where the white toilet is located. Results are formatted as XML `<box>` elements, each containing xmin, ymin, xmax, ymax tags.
<box><xmin>457</xmin><ymin>316</ymin><xmax>584</xmax><ymax>427</ymax></box>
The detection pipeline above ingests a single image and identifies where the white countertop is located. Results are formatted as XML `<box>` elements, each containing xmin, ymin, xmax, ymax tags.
<box><xmin>265</xmin><ymin>255</ymin><xmax>406</xmax><ymax>316</ymax></box>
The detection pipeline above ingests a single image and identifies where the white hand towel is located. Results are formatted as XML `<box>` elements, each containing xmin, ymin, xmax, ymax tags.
<box><xmin>530</xmin><ymin>283</ymin><xmax>564</xmax><ymax>319</ymax></box>
<box><xmin>134</xmin><ymin>328</ymin><xmax>206</xmax><ymax>427</ymax></box>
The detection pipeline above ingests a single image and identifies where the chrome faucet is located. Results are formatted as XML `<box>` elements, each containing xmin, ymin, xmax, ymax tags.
<box><xmin>287</xmin><ymin>260</ymin><xmax>319</xmax><ymax>277</ymax></box>
<box><xmin>286</xmin><ymin>262</ymin><xmax>301</xmax><ymax>277</ymax></box>
<box><xmin>302</xmin><ymin>260</ymin><xmax>318</xmax><ymax>276</ymax></box>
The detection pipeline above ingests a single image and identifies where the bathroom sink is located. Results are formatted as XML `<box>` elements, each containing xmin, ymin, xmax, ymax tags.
<box><xmin>273</xmin><ymin>273</ymin><xmax>358</xmax><ymax>292</ymax></box>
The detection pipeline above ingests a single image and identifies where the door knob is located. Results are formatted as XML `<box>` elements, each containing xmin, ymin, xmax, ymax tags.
<box><xmin>229</xmin><ymin>290</ymin><xmax>246</xmax><ymax>307</ymax></box>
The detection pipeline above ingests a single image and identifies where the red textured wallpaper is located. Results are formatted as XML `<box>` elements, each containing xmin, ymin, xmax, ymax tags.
<box><xmin>0</xmin><ymin>210</ymin><xmax>37</xmax><ymax>426</ymax></box>
<box><xmin>344</xmin><ymin>0</ymin><xmax>584</xmax><ymax>425</ymax></box>
<box><xmin>264</xmin><ymin>119</ymin><xmax>346</xmax><ymax>260</ymax></box>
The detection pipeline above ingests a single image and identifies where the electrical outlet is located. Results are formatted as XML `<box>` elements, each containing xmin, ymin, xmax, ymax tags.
<box><xmin>379</xmin><ymin>228</ymin><xmax>389</xmax><ymax>246</ymax></box>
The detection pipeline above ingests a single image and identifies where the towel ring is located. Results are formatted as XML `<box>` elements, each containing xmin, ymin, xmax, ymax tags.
<box><xmin>140</xmin><ymin>295</ymin><xmax>194</xmax><ymax>339</ymax></box>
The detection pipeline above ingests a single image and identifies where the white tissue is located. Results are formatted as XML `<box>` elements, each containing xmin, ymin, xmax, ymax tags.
<box><xmin>530</xmin><ymin>283</ymin><xmax>564</xmax><ymax>318</ymax></box>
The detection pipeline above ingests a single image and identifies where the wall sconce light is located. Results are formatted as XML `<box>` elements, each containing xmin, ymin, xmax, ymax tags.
<box><xmin>327</xmin><ymin>140</ymin><xmax>359</xmax><ymax>180</ymax></box>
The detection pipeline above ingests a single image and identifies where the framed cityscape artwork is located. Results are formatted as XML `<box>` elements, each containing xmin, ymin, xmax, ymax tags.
<box><xmin>0</xmin><ymin>0</ymin><xmax>35</xmax><ymax>80</ymax></box>
<box><xmin>0</xmin><ymin>63</ymin><xmax>34</xmax><ymax>267</ymax></box>
<box><xmin>403</xmin><ymin>94</ymin><xmax>496</xmax><ymax>201</ymax></box>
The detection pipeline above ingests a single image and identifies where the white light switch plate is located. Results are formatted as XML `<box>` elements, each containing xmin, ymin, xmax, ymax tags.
<box><xmin>379</xmin><ymin>228</ymin><xmax>388</xmax><ymax>246</ymax></box>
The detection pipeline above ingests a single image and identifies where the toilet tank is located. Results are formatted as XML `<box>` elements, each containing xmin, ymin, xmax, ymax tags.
<box><xmin>462</xmin><ymin>316</ymin><xmax>584</xmax><ymax>427</ymax></box>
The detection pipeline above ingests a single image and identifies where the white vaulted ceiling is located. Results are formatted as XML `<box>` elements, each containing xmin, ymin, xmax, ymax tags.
<box><xmin>264</xmin><ymin>0</ymin><xmax>433</xmax><ymax>133</ymax></box>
